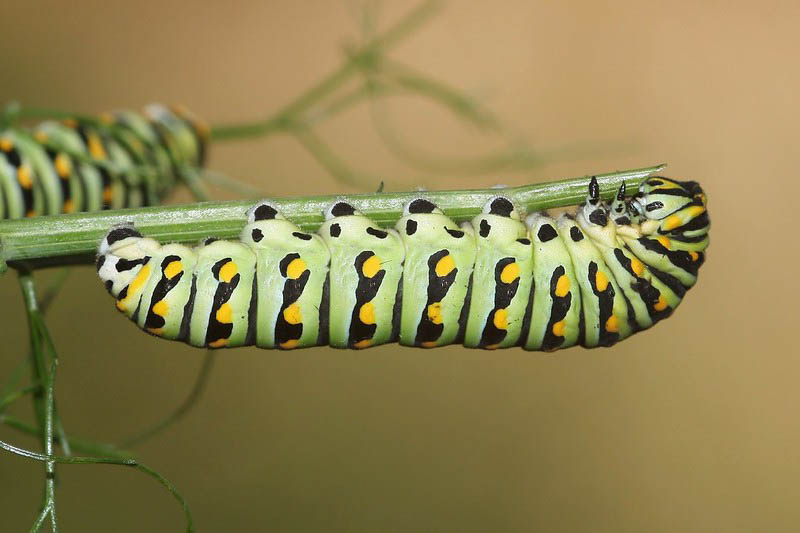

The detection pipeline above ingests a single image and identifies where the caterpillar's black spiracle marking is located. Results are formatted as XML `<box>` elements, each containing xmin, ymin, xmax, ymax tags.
<box><xmin>98</xmin><ymin>176</ymin><xmax>709</xmax><ymax>351</ymax></box>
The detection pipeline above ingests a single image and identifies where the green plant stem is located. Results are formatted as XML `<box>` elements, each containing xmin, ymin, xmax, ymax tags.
<box><xmin>1</xmin><ymin>414</ymin><xmax>132</xmax><ymax>459</ymax></box>
<box><xmin>0</xmin><ymin>164</ymin><xmax>663</xmax><ymax>271</ymax></box>
<box><xmin>0</xmin><ymin>438</ymin><xmax>193</xmax><ymax>532</ymax></box>
<box><xmin>293</xmin><ymin>126</ymin><xmax>368</xmax><ymax>188</ymax></box>
<box><xmin>121</xmin><ymin>350</ymin><xmax>216</xmax><ymax>448</ymax></box>
<box><xmin>209</xmin><ymin>0</ymin><xmax>440</xmax><ymax>141</ymax></box>
<box><xmin>0</xmin><ymin>385</ymin><xmax>38</xmax><ymax>411</ymax></box>
<box><xmin>19</xmin><ymin>271</ymin><xmax>60</xmax><ymax>531</ymax></box>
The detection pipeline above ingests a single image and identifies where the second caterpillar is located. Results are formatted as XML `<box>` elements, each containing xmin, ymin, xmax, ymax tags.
<box><xmin>97</xmin><ymin>176</ymin><xmax>709</xmax><ymax>351</ymax></box>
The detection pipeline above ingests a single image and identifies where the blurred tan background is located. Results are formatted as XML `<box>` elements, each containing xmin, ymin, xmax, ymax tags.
<box><xmin>1</xmin><ymin>1</ymin><xmax>798</xmax><ymax>531</ymax></box>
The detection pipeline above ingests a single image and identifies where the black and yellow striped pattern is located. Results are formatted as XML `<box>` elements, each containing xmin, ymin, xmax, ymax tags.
<box><xmin>97</xmin><ymin>176</ymin><xmax>710</xmax><ymax>352</ymax></box>
<box><xmin>0</xmin><ymin>104</ymin><xmax>207</xmax><ymax>219</ymax></box>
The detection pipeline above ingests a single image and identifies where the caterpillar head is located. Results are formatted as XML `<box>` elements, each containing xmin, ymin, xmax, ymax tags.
<box><xmin>97</xmin><ymin>223</ymin><xmax>158</xmax><ymax>298</ymax></box>
<box><xmin>632</xmin><ymin>177</ymin><xmax>709</xmax><ymax>237</ymax></box>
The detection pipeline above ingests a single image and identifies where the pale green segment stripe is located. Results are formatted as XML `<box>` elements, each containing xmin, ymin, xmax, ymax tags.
<box><xmin>463</xmin><ymin>213</ymin><xmax>532</xmax><ymax>349</ymax></box>
<box><xmin>318</xmin><ymin>215</ymin><xmax>405</xmax><ymax>348</ymax></box>
<box><xmin>395</xmin><ymin>212</ymin><xmax>476</xmax><ymax>347</ymax></box>
<box><xmin>523</xmin><ymin>214</ymin><xmax>582</xmax><ymax>351</ymax></box>
<box><xmin>0</xmin><ymin>164</ymin><xmax>664</xmax><ymax>270</ymax></box>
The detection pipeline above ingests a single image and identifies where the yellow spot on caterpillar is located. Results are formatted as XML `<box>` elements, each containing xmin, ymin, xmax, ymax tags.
<box><xmin>283</xmin><ymin>303</ymin><xmax>302</xmax><ymax>325</ymax></box>
<box><xmin>359</xmin><ymin>302</ymin><xmax>376</xmax><ymax>325</ymax></box>
<box><xmin>147</xmin><ymin>328</ymin><xmax>164</xmax><ymax>336</ymax></box>
<box><xmin>55</xmin><ymin>153</ymin><xmax>71</xmax><ymax>177</ymax></box>
<box><xmin>689</xmin><ymin>251</ymin><xmax>699</xmax><ymax>262</ymax></box>
<box><xmin>26</xmin><ymin>210</ymin><xmax>35</xmax><ymax>217</ymax></box>
<box><xmin>62</xmin><ymin>118</ymin><xmax>77</xmax><ymax>128</ymax></box>
<box><xmin>434</xmin><ymin>254</ymin><xmax>455</xmax><ymax>277</ymax></box>
<box><xmin>103</xmin><ymin>186</ymin><xmax>113</xmax><ymax>203</ymax></box>
<box><xmin>686</xmin><ymin>205</ymin><xmax>706</xmax><ymax>218</ymax></box>
<box><xmin>362</xmin><ymin>255</ymin><xmax>382</xmax><ymax>278</ymax></box>
<box><xmin>280</xmin><ymin>339</ymin><xmax>299</xmax><ymax>350</ymax></box>
<box><xmin>218</xmin><ymin>261</ymin><xmax>238</xmax><ymax>283</ymax></box>
<box><xmin>17</xmin><ymin>165</ymin><xmax>33</xmax><ymax>189</ymax></box>
<box><xmin>87</xmin><ymin>134</ymin><xmax>107</xmax><ymax>159</ymax></box>
<box><xmin>35</xmin><ymin>131</ymin><xmax>48</xmax><ymax>142</ymax></box>
<box><xmin>427</xmin><ymin>302</ymin><xmax>443</xmax><ymax>324</ymax></box>
<box><xmin>653</xmin><ymin>295</ymin><xmax>668</xmax><ymax>311</ymax></box>
<box><xmin>555</xmin><ymin>275</ymin><xmax>570</xmax><ymax>297</ymax></box>
<box><xmin>62</xmin><ymin>199</ymin><xmax>74</xmax><ymax>213</ymax></box>
<box><xmin>208</xmin><ymin>338</ymin><xmax>228</xmax><ymax>348</ymax></box>
<box><xmin>552</xmin><ymin>320</ymin><xmax>566</xmax><ymax>337</ymax></box>
<box><xmin>152</xmin><ymin>300</ymin><xmax>168</xmax><ymax>317</ymax></box>
<box><xmin>485</xmin><ymin>344</ymin><xmax>500</xmax><ymax>350</ymax></box>
<box><xmin>657</xmin><ymin>236</ymin><xmax>671</xmax><ymax>249</ymax></box>
<box><xmin>0</xmin><ymin>138</ymin><xmax>12</xmax><ymax>151</ymax></box>
<box><xmin>216</xmin><ymin>303</ymin><xmax>233</xmax><ymax>324</ymax></box>
<box><xmin>631</xmin><ymin>257</ymin><xmax>645</xmax><ymax>276</ymax></box>
<box><xmin>654</xmin><ymin>179</ymin><xmax>682</xmax><ymax>190</ymax></box>
<box><xmin>605</xmin><ymin>315</ymin><xmax>619</xmax><ymax>333</ymax></box>
<box><xmin>420</xmin><ymin>341</ymin><xmax>439</xmax><ymax>348</ymax></box>
<box><xmin>595</xmin><ymin>270</ymin><xmax>609</xmax><ymax>292</ymax></box>
<box><xmin>117</xmin><ymin>264</ymin><xmax>151</xmax><ymax>311</ymax></box>
<box><xmin>164</xmin><ymin>260</ymin><xmax>183</xmax><ymax>279</ymax></box>
<box><xmin>493</xmin><ymin>308</ymin><xmax>509</xmax><ymax>330</ymax></box>
<box><xmin>500</xmin><ymin>262</ymin><xmax>520</xmax><ymax>284</ymax></box>
<box><xmin>353</xmin><ymin>339</ymin><xmax>373</xmax><ymax>349</ymax></box>
<box><xmin>286</xmin><ymin>257</ymin><xmax>307</xmax><ymax>280</ymax></box>
<box><xmin>662</xmin><ymin>214</ymin><xmax>682</xmax><ymax>231</ymax></box>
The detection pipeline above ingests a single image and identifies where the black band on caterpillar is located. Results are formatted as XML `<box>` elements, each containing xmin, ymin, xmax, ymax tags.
<box><xmin>97</xmin><ymin>176</ymin><xmax>709</xmax><ymax>351</ymax></box>
<box><xmin>0</xmin><ymin>104</ymin><xmax>207</xmax><ymax>219</ymax></box>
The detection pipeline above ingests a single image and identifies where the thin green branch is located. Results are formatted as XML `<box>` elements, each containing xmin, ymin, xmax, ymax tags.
<box><xmin>0</xmin><ymin>384</ymin><xmax>38</xmax><ymax>411</ymax></box>
<box><xmin>377</xmin><ymin>59</ymin><xmax>499</xmax><ymax>129</ymax></box>
<box><xmin>209</xmin><ymin>0</ymin><xmax>441</xmax><ymax>141</ymax></box>
<box><xmin>200</xmin><ymin>169</ymin><xmax>266</xmax><ymax>198</ymax></box>
<box><xmin>121</xmin><ymin>350</ymin><xmax>216</xmax><ymax>448</ymax></box>
<box><xmin>293</xmin><ymin>127</ymin><xmax>369</xmax><ymax>189</ymax></box>
<box><xmin>1</xmin><ymin>414</ymin><xmax>132</xmax><ymax>459</ymax></box>
<box><xmin>179</xmin><ymin>166</ymin><xmax>210</xmax><ymax>202</ymax></box>
<box><xmin>0</xmin><ymin>165</ymin><xmax>664</xmax><ymax>271</ymax></box>
<box><xmin>0</xmin><ymin>438</ymin><xmax>193</xmax><ymax>532</ymax></box>
<box><xmin>369</xmin><ymin>94</ymin><xmax>541</xmax><ymax>175</ymax></box>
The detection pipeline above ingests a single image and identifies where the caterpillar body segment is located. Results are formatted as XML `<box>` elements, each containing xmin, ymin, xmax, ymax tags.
<box><xmin>395</xmin><ymin>199</ymin><xmax>476</xmax><ymax>348</ymax></box>
<box><xmin>97</xmin><ymin>176</ymin><xmax>710</xmax><ymax>351</ymax></box>
<box><xmin>523</xmin><ymin>214</ymin><xmax>582</xmax><ymax>351</ymax></box>
<box><xmin>463</xmin><ymin>198</ymin><xmax>533</xmax><ymax>349</ymax></box>
<box><xmin>0</xmin><ymin>104</ymin><xmax>207</xmax><ymax>219</ymax></box>
<box><xmin>320</xmin><ymin>202</ymin><xmax>404</xmax><ymax>349</ymax></box>
<box><xmin>243</xmin><ymin>204</ymin><xmax>330</xmax><ymax>349</ymax></box>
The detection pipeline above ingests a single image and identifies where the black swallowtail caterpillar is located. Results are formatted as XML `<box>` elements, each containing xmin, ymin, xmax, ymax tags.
<box><xmin>0</xmin><ymin>104</ymin><xmax>207</xmax><ymax>219</ymax></box>
<box><xmin>97</xmin><ymin>176</ymin><xmax>709</xmax><ymax>351</ymax></box>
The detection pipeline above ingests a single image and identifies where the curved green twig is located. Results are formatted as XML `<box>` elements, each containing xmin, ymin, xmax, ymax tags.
<box><xmin>0</xmin><ymin>438</ymin><xmax>193</xmax><ymax>532</ymax></box>
<box><xmin>120</xmin><ymin>350</ymin><xmax>216</xmax><ymax>448</ymax></box>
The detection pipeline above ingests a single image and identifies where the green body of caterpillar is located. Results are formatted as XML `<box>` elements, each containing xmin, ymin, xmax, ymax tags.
<box><xmin>0</xmin><ymin>104</ymin><xmax>207</xmax><ymax>219</ymax></box>
<box><xmin>97</xmin><ymin>176</ymin><xmax>709</xmax><ymax>351</ymax></box>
